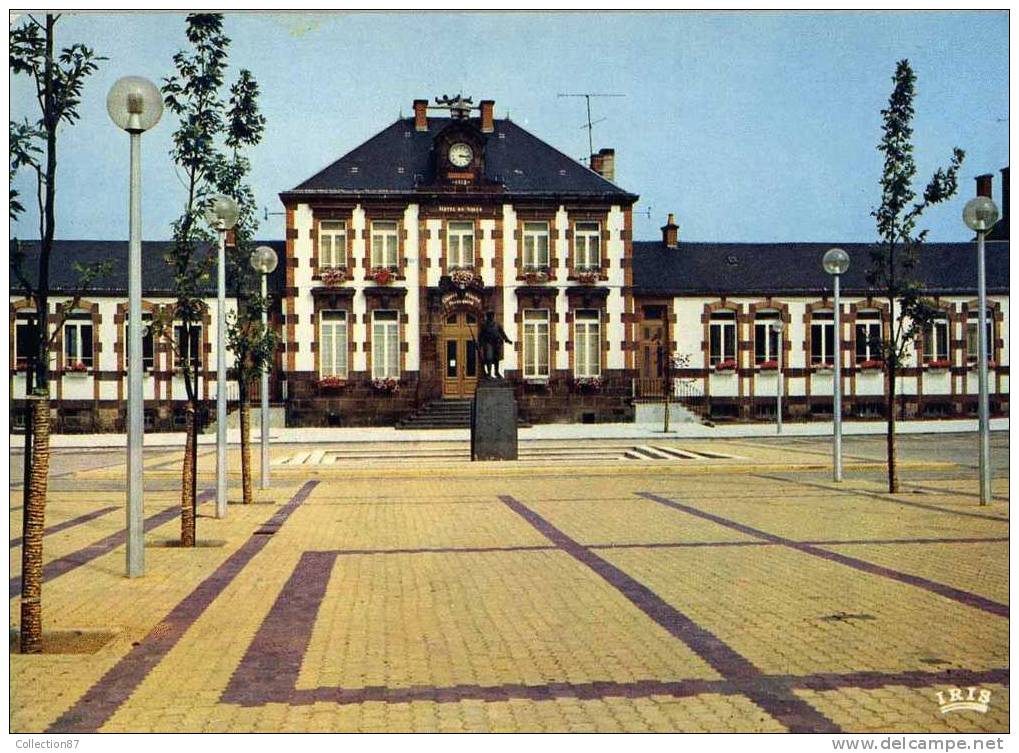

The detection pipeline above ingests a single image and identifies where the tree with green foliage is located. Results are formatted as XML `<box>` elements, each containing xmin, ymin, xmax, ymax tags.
<box><xmin>9</xmin><ymin>13</ymin><xmax>104</xmax><ymax>653</ymax></box>
<box><xmin>868</xmin><ymin>59</ymin><xmax>964</xmax><ymax>493</ymax></box>
<box><xmin>159</xmin><ymin>13</ymin><xmax>267</xmax><ymax>534</ymax></box>
<box><xmin>217</xmin><ymin>69</ymin><xmax>273</xmax><ymax>504</ymax></box>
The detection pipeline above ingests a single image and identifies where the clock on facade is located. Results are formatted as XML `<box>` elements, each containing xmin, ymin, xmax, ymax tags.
<box><xmin>448</xmin><ymin>142</ymin><xmax>474</xmax><ymax>168</ymax></box>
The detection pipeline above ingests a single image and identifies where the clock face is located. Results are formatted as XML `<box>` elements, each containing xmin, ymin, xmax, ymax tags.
<box><xmin>448</xmin><ymin>142</ymin><xmax>474</xmax><ymax>168</ymax></box>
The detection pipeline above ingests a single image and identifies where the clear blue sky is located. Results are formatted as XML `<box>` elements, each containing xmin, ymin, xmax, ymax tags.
<box><xmin>9</xmin><ymin>10</ymin><xmax>1009</xmax><ymax>244</ymax></box>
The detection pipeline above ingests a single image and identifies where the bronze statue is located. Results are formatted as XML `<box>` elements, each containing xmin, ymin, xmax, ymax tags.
<box><xmin>478</xmin><ymin>310</ymin><xmax>512</xmax><ymax>379</ymax></box>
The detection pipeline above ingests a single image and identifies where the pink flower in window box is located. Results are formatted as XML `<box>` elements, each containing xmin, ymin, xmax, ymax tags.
<box><xmin>575</xmin><ymin>269</ymin><xmax>600</xmax><ymax>285</ymax></box>
<box><xmin>370</xmin><ymin>267</ymin><xmax>393</xmax><ymax>285</ymax></box>
<box><xmin>320</xmin><ymin>267</ymin><xmax>347</xmax><ymax>286</ymax></box>
<box><xmin>714</xmin><ymin>360</ymin><xmax>737</xmax><ymax>372</ymax></box>
<box><xmin>758</xmin><ymin>360</ymin><xmax>778</xmax><ymax>370</ymax></box>
<box><xmin>926</xmin><ymin>359</ymin><xmax>951</xmax><ymax>369</ymax></box>
<box><xmin>67</xmin><ymin>361</ymin><xmax>89</xmax><ymax>373</ymax></box>
<box><xmin>371</xmin><ymin>377</ymin><xmax>399</xmax><ymax>393</ymax></box>
<box><xmin>523</xmin><ymin>267</ymin><xmax>550</xmax><ymax>285</ymax></box>
<box><xmin>813</xmin><ymin>362</ymin><xmax>834</xmax><ymax>370</ymax></box>
<box><xmin>449</xmin><ymin>266</ymin><xmax>481</xmax><ymax>290</ymax></box>
<box><xmin>859</xmin><ymin>359</ymin><xmax>884</xmax><ymax>370</ymax></box>
<box><xmin>318</xmin><ymin>376</ymin><xmax>347</xmax><ymax>389</ymax></box>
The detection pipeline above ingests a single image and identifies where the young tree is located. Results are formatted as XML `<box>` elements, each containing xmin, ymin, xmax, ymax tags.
<box><xmin>868</xmin><ymin>59</ymin><xmax>964</xmax><ymax>493</ymax></box>
<box><xmin>217</xmin><ymin>70</ymin><xmax>271</xmax><ymax>504</ymax></box>
<box><xmin>160</xmin><ymin>14</ymin><xmax>267</xmax><ymax>532</ymax></box>
<box><xmin>9</xmin><ymin>13</ymin><xmax>103</xmax><ymax>653</ymax></box>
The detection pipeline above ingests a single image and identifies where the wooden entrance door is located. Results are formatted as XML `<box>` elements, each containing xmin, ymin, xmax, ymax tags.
<box><xmin>639</xmin><ymin>305</ymin><xmax>668</xmax><ymax>380</ymax></box>
<box><xmin>441</xmin><ymin>311</ymin><xmax>480</xmax><ymax>398</ymax></box>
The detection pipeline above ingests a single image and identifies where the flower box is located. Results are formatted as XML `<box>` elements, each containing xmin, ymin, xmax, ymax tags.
<box><xmin>65</xmin><ymin>362</ymin><xmax>91</xmax><ymax>376</ymax></box>
<box><xmin>713</xmin><ymin>360</ymin><xmax>737</xmax><ymax>372</ymax></box>
<box><xmin>371</xmin><ymin>377</ymin><xmax>399</xmax><ymax>393</ymax></box>
<box><xmin>369</xmin><ymin>267</ymin><xmax>394</xmax><ymax>285</ymax></box>
<box><xmin>757</xmin><ymin>360</ymin><xmax>778</xmax><ymax>371</ymax></box>
<box><xmin>318</xmin><ymin>376</ymin><xmax>347</xmax><ymax>390</ymax></box>
<box><xmin>858</xmin><ymin>359</ymin><xmax>884</xmax><ymax>370</ymax></box>
<box><xmin>320</xmin><ymin>267</ymin><xmax>347</xmax><ymax>286</ymax></box>
<box><xmin>575</xmin><ymin>269</ymin><xmax>601</xmax><ymax>285</ymax></box>
<box><xmin>523</xmin><ymin>267</ymin><xmax>550</xmax><ymax>285</ymax></box>
<box><xmin>813</xmin><ymin>362</ymin><xmax>834</xmax><ymax>371</ymax></box>
<box><xmin>926</xmin><ymin>359</ymin><xmax>952</xmax><ymax>370</ymax></box>
<box><xmin>572</xmin><ymin>376</ymin><xmax>602</xmax><ymax>392</ymax></box>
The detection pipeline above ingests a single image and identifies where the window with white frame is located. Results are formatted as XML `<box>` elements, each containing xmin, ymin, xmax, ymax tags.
<box><xmin>63</xmin><ymin>311</ymin><xmax>94</xmax><ymax>370</ymax></box>
<box><xmin>522</xmin><ymin>222</ymin><xmax>550</xmax><ymax>270</ymax></box>
<box><xmin>855</xmin><ymin>311</ymin><xmax>882</xmax><ymax>362</ymax></box>
<box><xmin>173</xmin><ymin>323</ymin><xmax>203</xmax><ymax>373</ymax></box>
<box><xmin>574</xmin><ymin>222</ymin><xmax>600</xmax><ymax>271</ymax></box>
<box><xmin>709</xmin><ymin>310</ymin><xmax>736</xmax><ymax>366</ymax></box>
<box><xmin>966</xmin><ymin>309</ymin><xmax>995</xmax><ymax>364</ymax></box>
<box><xmin>522</xmin><ymin>309</ymin><xmax>550</xmax><ymax>378</ymax></box>
<box><xmin>370</xmin><ymin>221</ymin><xmax>399</xmax><ymax>269</ymax></box>
<box><xmin>319</xmin><ymin>310</ymin><xmax>348</xmax><ymax>378</ymax></box>
<box><xmin>14</xmin><ymin>311</ymin><xmax>37</xmax><ymax>369</ymax></box>
<box><xmin>924</xmin><ymin>315</ymin><xmax>949</xmax><ymax>362</ymax></box>
<box><xmin>123</xmin><ymin>312</ymin><xmax>155</xmax><ymax>371</ymax></box>
<box><xmin>573</xmin><ymin>309</ymin><xmax>601</xmax><ymax>377</ymax></box>
<box><xmin>447</xmin><ymin>221</ymin><xmax>475</xmax><ymax>268</ymax></box>
<box><xmin>371</xmin><ymin>310</ymin><xmax>400</xmax><ymax>379</ymax></box>
<box><xmin>753</xmin><ymin>310</ymin><xmax>781</xmax><ymax>364</ymax></box>
<box><xmin>810</xmin><ymin>310</ymin><xmax>835</xmax><ymax>365</ymax></box>
<box><xmin>319</xmin><ymin>221</ymin><xmax>346</xmax><ymax>269</ymax></box>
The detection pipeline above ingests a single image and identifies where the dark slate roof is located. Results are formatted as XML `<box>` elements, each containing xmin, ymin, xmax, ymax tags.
<box><xmin>282</xmin><ymin>117</ymin><xmax>636</xmax><ymax>201</ymax></box>
<box><xmin>632</xmin><ymin>241</ymin><xmax>1010</xmax><ymax>296</ymax></box>
<box><xmin>10</xmin><ymin>240</ymin><xmax>287</xmax><ymax>297</ymax></box>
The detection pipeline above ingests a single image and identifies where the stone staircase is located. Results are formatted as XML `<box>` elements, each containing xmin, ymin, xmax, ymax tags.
<box><xmin>397</xmin><ymin>399</ymin><xmax>473</xmax><ymax>429</ymax></box>
<box><xmin>396</xmin><ymin>398</ymin><xmax>531</xmax><ymax>430</ymax></box>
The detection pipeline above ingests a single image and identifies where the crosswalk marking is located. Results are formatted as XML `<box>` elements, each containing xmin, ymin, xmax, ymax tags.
<box><xmin>272</xmin><ymin>444</ymin><xmax>738</xmax><ymax>467</ymax></box>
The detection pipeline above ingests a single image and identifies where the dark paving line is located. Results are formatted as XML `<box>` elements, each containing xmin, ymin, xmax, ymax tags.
<box><xmin>10</xmin><ymin>506</ymin><xmax>118</xmax><ymax>549</ymax></box>
<box><xmin>9</xmin><ymin>492</ymin><xmax>214</xmax><ymax>599</ymax></box>
<box><xmin>497</xmin><ymin>494</ymin><xmax>840</xmax><ymax>733</ymax></box>
<box><xmin>754</xmin><ymin>473</ymin><xmax>1009</xmax><ymax>523</ymax></box>
<box><xmin>586</xmin><ymin>535</ymin><xmax>1009</xmax><ymax>552</ymax></box>
<box><xmin>638</xmin><ymin>492</ymin><xmax>1009</xmax><ymax>618</ymax></box>
<box><xmin>902</xmin><ymin>483</ymin><xmax>1010</xmax><ymax>505</ymax></box>
<box><xmin>47</xmin><ymin>480</ymin><xmax>319</xmax><ymax>734</ymax></box>
<box><xmin>224</xmin><ymin>546</ymin><xmax>1006</xmax><ymax>717</ymax></box>
<box><xmin>332</xmin><ymin>544</ymin><xmax>557</xmax><ymax>557</ymax></box>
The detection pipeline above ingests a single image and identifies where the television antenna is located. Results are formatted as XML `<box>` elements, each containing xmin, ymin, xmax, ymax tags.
<box><xmin>557</xmin><ymin>92</ymin><xmax>625</xmax><ymax>157</ymax></box>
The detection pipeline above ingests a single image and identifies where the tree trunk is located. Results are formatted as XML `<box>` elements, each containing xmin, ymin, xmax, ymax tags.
<box><xmin>20</xmin><ymin>395</ymin><xmax>49</xmax><ymax>653</ymax></box>
<box><xmin>885</xmin><ymin>360</ymin><xmax>899</xmax><ymax>493</ymax></box>
<box><xmin>180</xmin><ymin>402</ymin><xmax>196</xmax><ymax>546</ymax></box>
<box><xmin>239</xmin><ymin>393</ymin><xmax>252</xmax><ymax>504</ymax></box>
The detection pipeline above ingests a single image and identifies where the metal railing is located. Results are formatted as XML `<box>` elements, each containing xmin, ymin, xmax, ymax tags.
<box><xmin>631</xmin><ymin>377</ymin><xmax>704</xmax><ymax>402</ymax></box>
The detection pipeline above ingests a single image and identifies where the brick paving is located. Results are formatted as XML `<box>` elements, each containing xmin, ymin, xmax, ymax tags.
<box><xmin>8</xmin><ymin>440</ymin><xmax>1010</xmax><ymax>733</ymax></box>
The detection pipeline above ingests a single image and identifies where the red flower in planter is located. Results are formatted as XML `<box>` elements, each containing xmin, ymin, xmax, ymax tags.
<box><xmin>67</xmin><ymin>361</ymin><xmax>90</xmax><ymax>373</ymax></box>
<box><xmin>320</xmin><ymin>267</ymin><xmax>347</xmax><ymax>286</ymax></box>
<box><xmin>858</xmin><ymin>359</ymin><xmax>884</xmax><ymax>370</ymax></box>
<box><xmin>575</xmin><ymin>269</ymin><xmax>600</xmax><ymax>285</ymax></box>
<box><xmin>758</xmin><ymin>360</ymin><xmax>778</xmax><ymax>370</ymax></box>
<box><xmin>926</xmin><ymin>359</ymin><xmax>952</xmax><ymax>369</ymax></box>
<box><xmin>714</xmin><ymin>360</ymin><xmax>737</xmax><ymax>372</ymax></box>
<box><xmin>318</xmin><ymin>376</ymin><xmax>347</xmax><ymax>389</ymax></box>
<box><xmin>370</xmin><ymin>267</ymin><xmax>393</xmax><ymax>285</ymax></box>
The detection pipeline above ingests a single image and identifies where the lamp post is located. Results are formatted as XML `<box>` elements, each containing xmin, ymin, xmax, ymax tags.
<box><xmin>107</xmin><ymin>76</ymin><xmax>163</xmax><ymax>578</ymax></box>
<box><xmin>771</xmin><ymin>320</ymin><xmax>785</xmax><ymax>434</ymax></box>
<box><xmin>250</xmin><ymin>245</ymin><xmax>278</xmax><ymax>489</ymax></box>
<box><xmin>204</xmin><ymin>194</ymin><xmax>240</xmax><ymax>519</ymax></box>
<box><xmin>823</xmin><ymin>247</ymin><xmax>851</xmax><ymax>482</ymax></box>
<box><xmin>963</xmin><ymin>196</ymin><xmax>999</xmax><ymax>506</ymax></box>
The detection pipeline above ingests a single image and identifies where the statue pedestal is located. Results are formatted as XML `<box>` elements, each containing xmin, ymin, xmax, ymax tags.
<box><xmin>471</xmin><ymin>378</ymin><xmax>518</xmax><ymax>461</ymax></box>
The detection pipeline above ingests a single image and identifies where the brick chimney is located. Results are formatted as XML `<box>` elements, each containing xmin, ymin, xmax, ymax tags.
<box><xmin>480</xmin><ymin>100</ymin><xmax>494</xmax><ymax>133</ymax></box>
<box><xmin>589</xmin><ymin>148</ymin><xmax>615</xmax><ymax>182</ymax></box>
<box><xmin>1000</xmin><ymin>166</ymin><xmax>1009</xmax><ymax>225</ymax></box>
<box><xmin>976</xmin><ymin>173</ymin><xmax>993</xmax><ymax>198</ymax></box>
<box><xmin>661</xmin><ymin>213</ymin><xmax>679</xmax><ymax>249</ymax></box>
<box><xmin>413</xmin><ymin>99</ymin><xmax>428</xmax><ymax>132</ymax></box>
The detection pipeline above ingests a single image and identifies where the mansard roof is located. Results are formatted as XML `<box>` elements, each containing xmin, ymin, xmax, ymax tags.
<box><xmin>10</xmin><ymin>240</ymin><xmax>287</xmax><ymax>297</ymax></box>
<box><xmin>281</xmin><ymin>117</ymin><xmax>637</xmax><ymax>202</ymax></box>
<box><xmin>632</xmin><ymin>241</ymin><xmax>1010</xmax><ymax>297</ymax></box>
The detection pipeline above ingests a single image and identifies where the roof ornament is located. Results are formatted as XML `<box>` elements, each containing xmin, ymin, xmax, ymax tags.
<box><xmin>435</xmin><ymin>93</ymin><xmax>475</xmax><ymax>120</ymax></box>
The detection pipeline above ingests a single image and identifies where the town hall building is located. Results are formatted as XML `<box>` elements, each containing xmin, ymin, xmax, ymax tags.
<box><xmin>9</xmin><ymin>95</ymin><xmax>1011</xmax><ymax>431</ymax></box>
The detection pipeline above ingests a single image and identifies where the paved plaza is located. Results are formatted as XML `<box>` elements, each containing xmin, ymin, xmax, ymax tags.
<box><xmin>8</xmin><ymin>432</ymin><xmax>1010</xmax><ymax>732</ymax></box>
